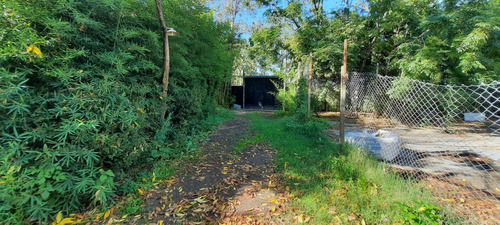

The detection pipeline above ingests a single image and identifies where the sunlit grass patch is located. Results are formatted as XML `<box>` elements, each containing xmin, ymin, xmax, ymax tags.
<box><xmin>234</xmin><ymin>134</ymin><xmax>263</xmax><ymax>154</ymax></box>
<box><xmin>249</xmin><ymin>114</ymin><xmax>454</xmax><ymax>224</ymax></box>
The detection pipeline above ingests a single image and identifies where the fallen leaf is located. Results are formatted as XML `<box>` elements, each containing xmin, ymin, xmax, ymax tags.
<box><xmin>158</xmin><ymin>220</ymin><xmax>163</xmax><ymax>225</ymax></box>
<box><xmin>95</xmin><ymin>190</ymin><xmax>101</xmax><ymax>201</ymax></box>
<box><xmin>27</xmin><ymin>45</ymin><xmax>34</xmax><ymax>53</ymax></box>
<box><xmin>57</xmin><ymin>218</ymin><xmax>74</xmax><ymax>225</ymax></box>
<box><xmin>103</xmin><ymin>209</ymin><xmax>111</xmax><ymax>220</ymax></box>
<box><xmin>32</xmin><ymin>46</ymin><xmax>42</xmax><ymax>58</ymax></box>
<box><xmin>194</xmin><ymin>197</ymin><xmax>208</xmax><ymax>203</ymax></box>
<box><xmin>441</xmin><ymin>198</ymin><xmax>455</xmax><ymax>203</ymax></box>
<box><xmin>293</xmin><ymin>215</ymin><xmax>304</xmax><ymax>223</ymax></box>
<box><xmin>268</xmin><ymin>198</ymin><xmax>279</xmax><ymax>204</ymax></box>
<box><xmin>56</xmin><ymin>211</ymin><xmax>63</xmax><ymax>223</ymax></box>
<box><xmin>27</xmin><ymin>44</ymin><xmax>42</xmax><ymax>58</ymax></box>
<box><xmin>268</xmin><ymin>180</ymin><xmax>276</xmax><ymax>188</ymax></box>
<box><xmin>327</xmin><ymin>209</ymin><xmax>337</xmax><ymax>215</ymax></box>
<box><xmin>138</xmin><ymin>188</ymin><xmax>144</xmax><ymax>195</ymax></box>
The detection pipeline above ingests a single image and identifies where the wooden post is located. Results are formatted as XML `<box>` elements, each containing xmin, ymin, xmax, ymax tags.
<box><xmin>308</xmin><ymin>52</ymin><xmax>312</xmax><ymax>119</ymax></box>
<box><xmin>340</xmin><ymin>39</ymin><xmax>348</xmax><ymax>148</ymax></box>
<box><xmin>296</xmin><ymin>61</ymin><xmax>302</xmax><ymax>84</ymax></box>
<box><xmin>243</xmin><ymin>77</ymin><xmax>246</xmax><ymax>109</ymax></box>
<box><xmin>283</xmin><ymin>55</ymin><xmax>287</xmax><ymax>111</ymax></box>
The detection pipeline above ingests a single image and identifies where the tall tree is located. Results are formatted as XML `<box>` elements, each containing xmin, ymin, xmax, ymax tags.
<box><xmin>155</xmin><ymin>0</ymin><xmax>172</xmax><ymax>119</ymax></box>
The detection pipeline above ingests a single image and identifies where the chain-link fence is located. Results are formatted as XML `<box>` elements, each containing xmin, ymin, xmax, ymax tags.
<box><xmin>342</xmin><ymin>73</ymin><xmax>500</xmax><ymax>224</ymax></box>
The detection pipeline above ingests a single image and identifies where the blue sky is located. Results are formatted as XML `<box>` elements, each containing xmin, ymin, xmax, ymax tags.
<box><xmin>230</xmin><ymin>0</ymin><xmax>346</xmax><ymax>39</ymax></box>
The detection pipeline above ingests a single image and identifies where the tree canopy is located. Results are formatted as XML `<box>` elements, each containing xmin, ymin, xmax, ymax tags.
<box><xmin>246</xmin><ymin>0</ymin><xmax>499</xmax><ymax>84</ymax></box>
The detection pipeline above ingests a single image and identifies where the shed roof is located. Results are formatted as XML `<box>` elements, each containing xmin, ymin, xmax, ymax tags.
<box><xmin>243</xmin><ymin>76</ymin><xmax>280</xmax><ymax>79</ymax></box>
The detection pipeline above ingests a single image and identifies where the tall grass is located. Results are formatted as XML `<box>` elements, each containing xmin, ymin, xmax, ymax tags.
<box><xmin>248</xmin><ymin>113</ymin><xmax>453</xmax><ymax>224</ymax></box>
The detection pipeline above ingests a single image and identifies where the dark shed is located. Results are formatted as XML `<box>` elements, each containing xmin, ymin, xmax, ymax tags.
<box><xmin>232</xmin><ymin>76</ymin><xmax>281</xmax><ymax>110</ymax></box>
<box><xmin>231</xmin><ymin>86</ymin><xmax>243</xmax><ymax>106</ymax></box>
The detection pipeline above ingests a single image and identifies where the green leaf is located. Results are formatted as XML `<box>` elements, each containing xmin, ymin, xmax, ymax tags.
<box><xmin>41</xmin><ymin>190</ymin><xmax>50</xmax><ymax>200</ymax></box>
<box><xmin>99</xmin><ymin>174</ymin><xmax>108</xmax><ymax>182</ymax></box>
<box><xmin>105</xmin><ymin>170</ymin><xmax>115</xmax><ymax>177</ymax></box>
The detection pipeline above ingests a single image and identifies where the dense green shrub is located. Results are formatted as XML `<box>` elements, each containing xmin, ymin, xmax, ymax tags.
<box><xmin>0</xmin><ymin>0</ymin><xmax>234</xmax><ymax>222</ymax></box>
<box><xmin>280</xmin><ymin>78</ymin><xmax>330</xmax><ymax>137</ymax></box>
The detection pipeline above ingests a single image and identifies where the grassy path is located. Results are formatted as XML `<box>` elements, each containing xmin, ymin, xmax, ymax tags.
<box><xmin>104</xmin><ymin>112</ymin><xmax>454</xmax><ymax>224</ymax></box>
<box><xmin>248</xmin><ymin>113</ymin><xmax>452</xmax><ymax>224</ymax></box>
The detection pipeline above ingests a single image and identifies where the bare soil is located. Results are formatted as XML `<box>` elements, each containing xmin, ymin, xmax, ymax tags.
<box><xmin>138</xmin><ymin>113</ymin><xmax>287</xmax><ymax>224</ymax></box>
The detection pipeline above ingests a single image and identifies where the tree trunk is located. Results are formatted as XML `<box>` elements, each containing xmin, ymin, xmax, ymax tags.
<box><xmin>359</xmin><ymin>36</ymin><xmax>377</xmax><ymax>72</ymax></box>
<box><xmin>155</xmin><ymin>0</ymin><xmax>170</xmax><ymax>119</ymax></box>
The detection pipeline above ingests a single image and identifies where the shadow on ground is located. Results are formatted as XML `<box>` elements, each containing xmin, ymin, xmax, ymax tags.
<box><xmin>138</xmin><ymin>113</ymin><xmax>287</xmax><ymax>224</ymax></box>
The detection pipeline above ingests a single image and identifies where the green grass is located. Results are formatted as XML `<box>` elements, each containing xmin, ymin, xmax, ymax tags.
<box><xmin>233</xmin><ymin>134</ymin><xmax>263</xmax><ymax>154</ymax></box>
<box><xmin>247</xmin><ymin>112</ymin><xmax>454</xmax><ymax>224</ymax></box>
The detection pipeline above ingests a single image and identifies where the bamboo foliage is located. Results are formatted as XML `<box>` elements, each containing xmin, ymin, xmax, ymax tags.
<box><xmin>0</xmin><ymin>0</ymin><xmax>234</xmax><ymax>222</ymax></box>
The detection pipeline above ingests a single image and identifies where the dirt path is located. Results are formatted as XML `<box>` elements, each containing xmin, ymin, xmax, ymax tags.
<box><xmin>139</xmin><ymin>113</ymin><xmax>286</xmax><ymax>224</ymax></box>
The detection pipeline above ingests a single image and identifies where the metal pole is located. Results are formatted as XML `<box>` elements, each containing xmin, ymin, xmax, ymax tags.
<box><xmin>340</xmin><ymin>39</ymin><xmax>348</xmax><ymax>149</ymax></box>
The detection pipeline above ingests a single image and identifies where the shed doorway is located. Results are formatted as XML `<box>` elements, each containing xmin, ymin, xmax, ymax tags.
<box><xmin>231</xmin><ymin>76</ymin><xmax>281</xmax><ymax>110</ymax></box>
